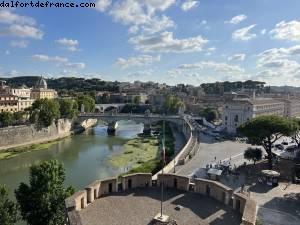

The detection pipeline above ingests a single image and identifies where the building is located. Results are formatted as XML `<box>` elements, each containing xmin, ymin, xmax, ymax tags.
<box><xmin>222</xmin><ymin>98</ymin><xmax>285</xmax><ymax>133</ymax></box>
<box><xmin>30</xmin><ymin>76</ymin><xmax>57</xmax><ymax>100</ymax></box>
<box><xmin>6</xmin><ymin>85</ymin><xmax>31</xmax><ymax>99</ymax></box>
<box><xmin>0</xmin><ymin>93</ymin><xmax>19</xmax><ymax>112</ymax></box>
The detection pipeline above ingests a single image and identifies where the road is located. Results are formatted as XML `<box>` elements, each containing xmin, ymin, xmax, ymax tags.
<box><xmin>176</xmin><ymin>133</ymin><xmax>251</xmax><ymax>176</ymax></box>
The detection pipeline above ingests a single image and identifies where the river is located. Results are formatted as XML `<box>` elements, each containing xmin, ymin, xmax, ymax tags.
<box><xmin>0</xmin><ymin>121</ymin><xmax>144</xmax><ymax>199</ymax></box>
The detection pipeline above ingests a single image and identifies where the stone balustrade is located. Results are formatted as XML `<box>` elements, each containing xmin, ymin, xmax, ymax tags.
<box><xmin>65</xmin><ymin>173</ymin><xmax>257</xmax><ymax>225</ymax></box>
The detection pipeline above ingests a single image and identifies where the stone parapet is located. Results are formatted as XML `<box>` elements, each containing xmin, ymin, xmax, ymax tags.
<box><xmin>66</xmin><ymin>173</ymin><xmax>257</xmax><ymax>225</ymax></box>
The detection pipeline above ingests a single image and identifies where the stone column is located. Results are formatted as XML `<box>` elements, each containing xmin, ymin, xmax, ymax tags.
<box><xmin>143</xmin><ymin>123</ymin><xmax>152</xmax><ymax>135</ymax></box>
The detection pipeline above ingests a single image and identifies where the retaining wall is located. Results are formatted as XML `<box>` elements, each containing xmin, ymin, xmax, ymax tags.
<box><xmin>0</xmin><ymin>118</ymin><xmax>97</xmax><ymax>150</ymax></box>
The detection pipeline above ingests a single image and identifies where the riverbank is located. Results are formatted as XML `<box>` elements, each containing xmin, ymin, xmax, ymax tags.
<box><xmin>0</xmin><ymin>118</ymin><xmax>97</xmax><ymax>160</ymax></box>
<box><xmin>110</xmin><ymin>122</ymin><xmax>176</xmax><ymax>175</ymax></box>
<box><xmin>0</xmin><ymin>137</ymin><xmax>68</xmax><ymax>160</ymax></box>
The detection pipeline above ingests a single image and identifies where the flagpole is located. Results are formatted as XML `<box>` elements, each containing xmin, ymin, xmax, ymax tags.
<box><xmin>160</xmin><ymin>120</ymin><xmax>165</xmax><ymax>218</ymax></box>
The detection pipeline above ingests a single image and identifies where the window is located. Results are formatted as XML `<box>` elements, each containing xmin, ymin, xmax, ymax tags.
<box><xmin>234</xmin><ymin>115</ymin><xmax>238</xmax><ymax>122</ymax></box>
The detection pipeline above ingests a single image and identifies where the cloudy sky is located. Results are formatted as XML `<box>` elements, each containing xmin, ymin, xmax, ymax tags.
<box><xmin>1</xmin><ymin>0</ymin><xmax>300</xmax><ymax>86</ymax></box>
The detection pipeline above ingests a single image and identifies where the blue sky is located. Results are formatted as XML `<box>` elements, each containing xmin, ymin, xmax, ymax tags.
<box><xmin>1</xmin><ymin>0</ymin><xmax>300</xmax><ymax>86</ymax></box>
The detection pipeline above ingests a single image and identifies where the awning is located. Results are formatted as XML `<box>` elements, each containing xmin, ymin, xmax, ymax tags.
<box><xmin>261</xmin><ymin>170</ymin><xmax>280</xmax><ymax>177</ymax></box>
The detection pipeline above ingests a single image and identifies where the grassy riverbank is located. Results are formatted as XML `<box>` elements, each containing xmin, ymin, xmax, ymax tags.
<box><xmin>110</xmin><ymin>121</ymin><xmax>175</xmax><ymax>175</ymax></box>
<box><xmin>0</xmin><ymin>139</ymin><xmax>64</xmax><ymax>160</ymax></box>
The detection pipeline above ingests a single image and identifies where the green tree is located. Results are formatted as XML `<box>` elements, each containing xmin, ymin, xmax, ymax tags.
<box><xmin>58</xmin><ymin>99</ymin><xmax>78</xmax><ymax>119</ymax></box>
<box><xmin>0</xmin><ymin>185</ymin><xmax>19</xmax><ymax>225</ymax></box>
<box><xmin>29</xmin><ymin>99</ymin><xmax>60</xmax><ymax>127</ymax></box>
<box><xmin>164</xmin><ymin>95</ymin><xmax>184</xmax><ymax>114</ymax></box>
<box><xmin>290</xmin><ymin>118</ymin><xmax>300</xmax><ymax>147</ymax></box>
<box><xmin>15</xmin><ymin>160</ymin><xmax>74</xmax><ymax>225</ymax></box>
<box><xmin>133</xmin><ymin>96</ymin><xmax>141</xmax><ymax>105</ymax></box>
<box><xmin>238</xmin><ymin>115</ymin><xmax>297</xmax><ymax>169</ymax></box>
<box><xmin>13</xmin><ymin>111</ymin><xmax>26</xmax><ymax>124</ymax></box>
<box><xmin>244</xmin><ymin>147</ymin><xmax>263</xmax><ymax>165</ymax></box>
<box><xmin>0</xmin><ymin>112</ymin><xmax>13</xmax><ymax>127</ymax></box>
<box><xmin>77</xmin><ymin>95</ymin><xmax>95</xmax><ymax>113</ymax></box>
<box><xmin>200</xmin><ymin>108</ymin><xmax>218</xmax><ymax>122</ymax></box>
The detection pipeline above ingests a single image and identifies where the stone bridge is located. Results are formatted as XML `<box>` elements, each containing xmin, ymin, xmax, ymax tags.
<box><xmin>95</xmin><ymin>104</ymin><xmax>126</xmax><ymax>113</ymax></box>
<box><xmin>78</xmin><ymin>113</ymin><xmax>190</xmax><ymax>135</ymax></box>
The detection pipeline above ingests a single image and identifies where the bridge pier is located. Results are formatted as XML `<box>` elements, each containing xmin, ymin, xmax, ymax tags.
<box><xmin>143</xmin><ymin>123</ymin><xmax>152</xmax><ymax>136</ymax></box>
<box><xmin>107</xmin><ymin>122</ymin><xmax>118</xmax><ymax>135</ymax></box>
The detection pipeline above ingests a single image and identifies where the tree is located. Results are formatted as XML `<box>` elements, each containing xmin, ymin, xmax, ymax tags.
<box><xmin>290</xmin><ymin>118</ymin><xmax>300</xmax><ymax>147</ymax></box>
<box><xmin>77</xmin><ymin>95</ymin><xmax>95</xmax><ymax>113</ymax></box>
<box><xmin>163</xmin><ymin>95</ymin><xmax>184</xmax><ymax>114</ymax></box>
<box><xmin>58</xmin><ymin>99</ymin><xmax>78</xmax><ymax>119</ymax></box>
<box><xmin>238</xmin><ymin>115</ymin><xmax>297</xmax><ymax>169</ymax></box>
<box><xmin>15</xmin><ymin>160</ymin><xmax>74</xmax><ymax>225</ymax></box>
<box><xmin>0</xmin><ymin>112</ymin><xmax>13</xmax><ymax>127</ymax></box>
<box><xmin>133</xmin><ymin>96</ymin><xmax>141</xmax><ymax>105</ymax></box>
<box><xmin>13</xmin><ymin>111</ymin><xmax>26</xmax><ymax>124</ymax></box>
<box><xmin>0</xmin><ymin>185</ymin><xmax>19</xmax><ymax>225</ymax></box>
<box><xmin>244</xmin><ymin>147</ymin><xmax>263</xmax><ymax>165</ymax></box>
<box><xmin>29</xmin><ymin>99</ymin><xmax>60</xmax><ymax>127</ymax></box>
<box><xmin>200</xmin><ymin>108</ymin><xmax>218</xmax><ymax>122</ymax></box>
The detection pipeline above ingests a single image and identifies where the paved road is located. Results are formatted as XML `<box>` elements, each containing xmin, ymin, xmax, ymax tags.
<box><xmin>176</xmin><ymin>133</ymin><xmax>251</xmax><ymax>176</ymax></box>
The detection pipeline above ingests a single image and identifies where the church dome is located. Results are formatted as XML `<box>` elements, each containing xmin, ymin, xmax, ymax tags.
<box><xmin>35</xmin><ymin>76</ymin><xmax>47</xmax><ymax>89</ymax></box>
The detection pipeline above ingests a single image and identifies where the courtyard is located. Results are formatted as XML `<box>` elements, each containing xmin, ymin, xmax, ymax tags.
<box><xmin>79</xmin><ymin>188</ymin><xmax>242</xmax><ymax>225</ymax></box>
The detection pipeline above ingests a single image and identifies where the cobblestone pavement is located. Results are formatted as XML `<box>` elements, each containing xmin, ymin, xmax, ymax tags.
<box><xmin>79</xmin><ymin>188</ymin><xmax>242</xmax><ymax>225</ymax></box>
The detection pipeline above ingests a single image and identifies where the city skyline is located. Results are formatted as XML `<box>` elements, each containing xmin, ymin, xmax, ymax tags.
<box><xmin>1</xmin><ymin>0</ymin><xmax>300</xmax><ymax>86</ymax></box>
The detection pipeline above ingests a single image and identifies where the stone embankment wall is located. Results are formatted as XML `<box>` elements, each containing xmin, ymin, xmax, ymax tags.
<box><xmin>153</xmin><ymin>117</ymin><xmax>200</xmax><ymax>179</ymax></box>
<box><xmin>65</xmin><ymin>173</ymin><xmax>257</xmax><ymax>225</ymax></box>
<box><xmin>0</xmin><ymin>118</ymin><xmax>97</xmax><ymax>150</ymax></box>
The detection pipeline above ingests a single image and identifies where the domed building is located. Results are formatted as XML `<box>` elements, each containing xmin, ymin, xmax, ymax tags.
<box><xmin>30</xmin><ymin>76</ymin><xmax>57</xmax><ymax>100</ymax></box>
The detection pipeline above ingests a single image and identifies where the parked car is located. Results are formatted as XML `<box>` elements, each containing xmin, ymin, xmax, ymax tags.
<box><xmin>275</xmin><ymin>144</ymin><xmax>284</xmax><ymax>150</ymax></box>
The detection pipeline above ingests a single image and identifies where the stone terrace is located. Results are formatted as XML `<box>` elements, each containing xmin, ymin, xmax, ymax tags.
<box><xmin>79</xmin><ymin>187</ymin><xmax>242</xmax><ymax>225</ymax></box>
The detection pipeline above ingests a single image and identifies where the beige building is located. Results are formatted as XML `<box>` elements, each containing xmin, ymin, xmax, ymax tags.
<box><xmin>18</xmin><ymin>98</ymin><xmax>34</xmax><ymax>111</ymax></box>
<box><xmin>222</xmin><ymin>98</ymin><xmax>285</xmax><ymax>133</ymax></box>
<box><xmin>30</xmin><ymin>76</ymin><xmax>57</xmax><ymax>100</ymax></box>
<box><xmin>6</xmin><ymin>86</ymin><xmax>31</xmax><ymax>99</ymax></box>
<box><xmin>0</xmin><ymin>94</ymin><xmax>19</xmax><ymax>112</ymax></box>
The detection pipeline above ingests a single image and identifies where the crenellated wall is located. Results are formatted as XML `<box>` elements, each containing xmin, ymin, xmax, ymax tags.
<box><xmin>65</xmin><ymin>173</ymin><xmax>257</xmax><ymax>225</ymax></box>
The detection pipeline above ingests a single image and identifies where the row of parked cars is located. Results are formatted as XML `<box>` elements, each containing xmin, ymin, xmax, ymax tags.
<box><xmin>273</xmin><ymin>140</ymin><xmax>299</xmax><ymax>160</ymax></box>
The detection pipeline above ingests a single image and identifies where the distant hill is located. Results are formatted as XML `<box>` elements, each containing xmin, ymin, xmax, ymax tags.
<box><xmin>0</xmin><ymin>76</ymin><xmax>120</xmax><ymax>95</ymax></box>
<box><xmin>200</xmin><ymin>80</ymin><xmax>266</xmax><ymax>94</ymax></box>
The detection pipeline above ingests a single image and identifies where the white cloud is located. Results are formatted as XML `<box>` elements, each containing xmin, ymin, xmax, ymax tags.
<box><xmin>64</xmin><ymin>62</ymin><xmax>86</xmax><ymax>69</ymax></box>
<box><xmin>176</xmin><ymin>61</ymin><xmax>244</xmax><ymax>73</ymax></box>
<box><xmin>261</xmin><ymin>29</ymin><xmax>266</xmax><ymax>35</ymax></box>
<box><xmin>0</xmin><ymin>10</ymin><xmax>36</xmax><ymax>25</ymax></box>
<box><xmin>109</xmin><ymin>0</ymin><xmax>150</xmax><ymax>25</ymax></box>
<box><xmin>0</xmin><ymin>10</ymin><xmax>43</xmax><ymax>40</ymax></box>
<box><xmin>32</xmin><ymin>54</ymin><xmax>68</xmax><ymax>63</ymax></box>
<box><xmin>181</xmin><ymin>1</ymin><xmax>199</xmax><ymax>12</ymax></box>
<box><xmin>116</xmin><ymin>55</ymin><xmax>160</xmax><ymax>68</ymax></box>
<box><xmin>5</xmin><ymin>50</ymin><xmax>10</xmax><ymax>55</ymax></box>
<box><xmin>141</xmin><ymin>15</ymin><xmax>175</xmax><ymax>34</ymax></box>
<box><xmin>10</xmin><ymin>40</ymin><xmax>28</xmax><ymax>48</ymax></box>
<box><xmin>225</xmin><ymin>14</ymin><xmax>247</xmax><ymax>25</ymax></box>
<box><xmin>228</xmin><ymin>53</ymin><xmax>246</xmax><ymax>61</ymax></box>
<box><xmin>101</xmin><ymin>0</ymin><xmax>176</xmax><ymax>34</ymax></box>
<box><xmin>232</xmin><ymin>24</ymin><xmax>256</xmax><ymax>41</ymax></box>
<box><xmin>55</xmin><ymin>38</ymin><xmax>79</xmax><ymax>52</ymax></box>
<box><xmin>255</xmin><ymin>46</ymin><xmax>300</xmax><ymax>85</ymax></box>
<box><xmin>270</xmin><ymin>20</ymin><xmax>300</xmax><ymax>41</ymax></box>
<box><xmin>129</xmin><ymin>31</ymin><xmax>208</xmax><ymax>53</ymax></box>
<box><xmin>0</xmin><ymin>24</ymin><xmax>43</xmax><ymax>39</ymax></box>
<box><xmin>32</xmin><ymin>54</ymin><xmax>86</xmax><ymax>70</ymax></box>
<box><xmin>95</xmin><ymin>0</ymin><xmax>112</xmax><ymax>12</ymax></box>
